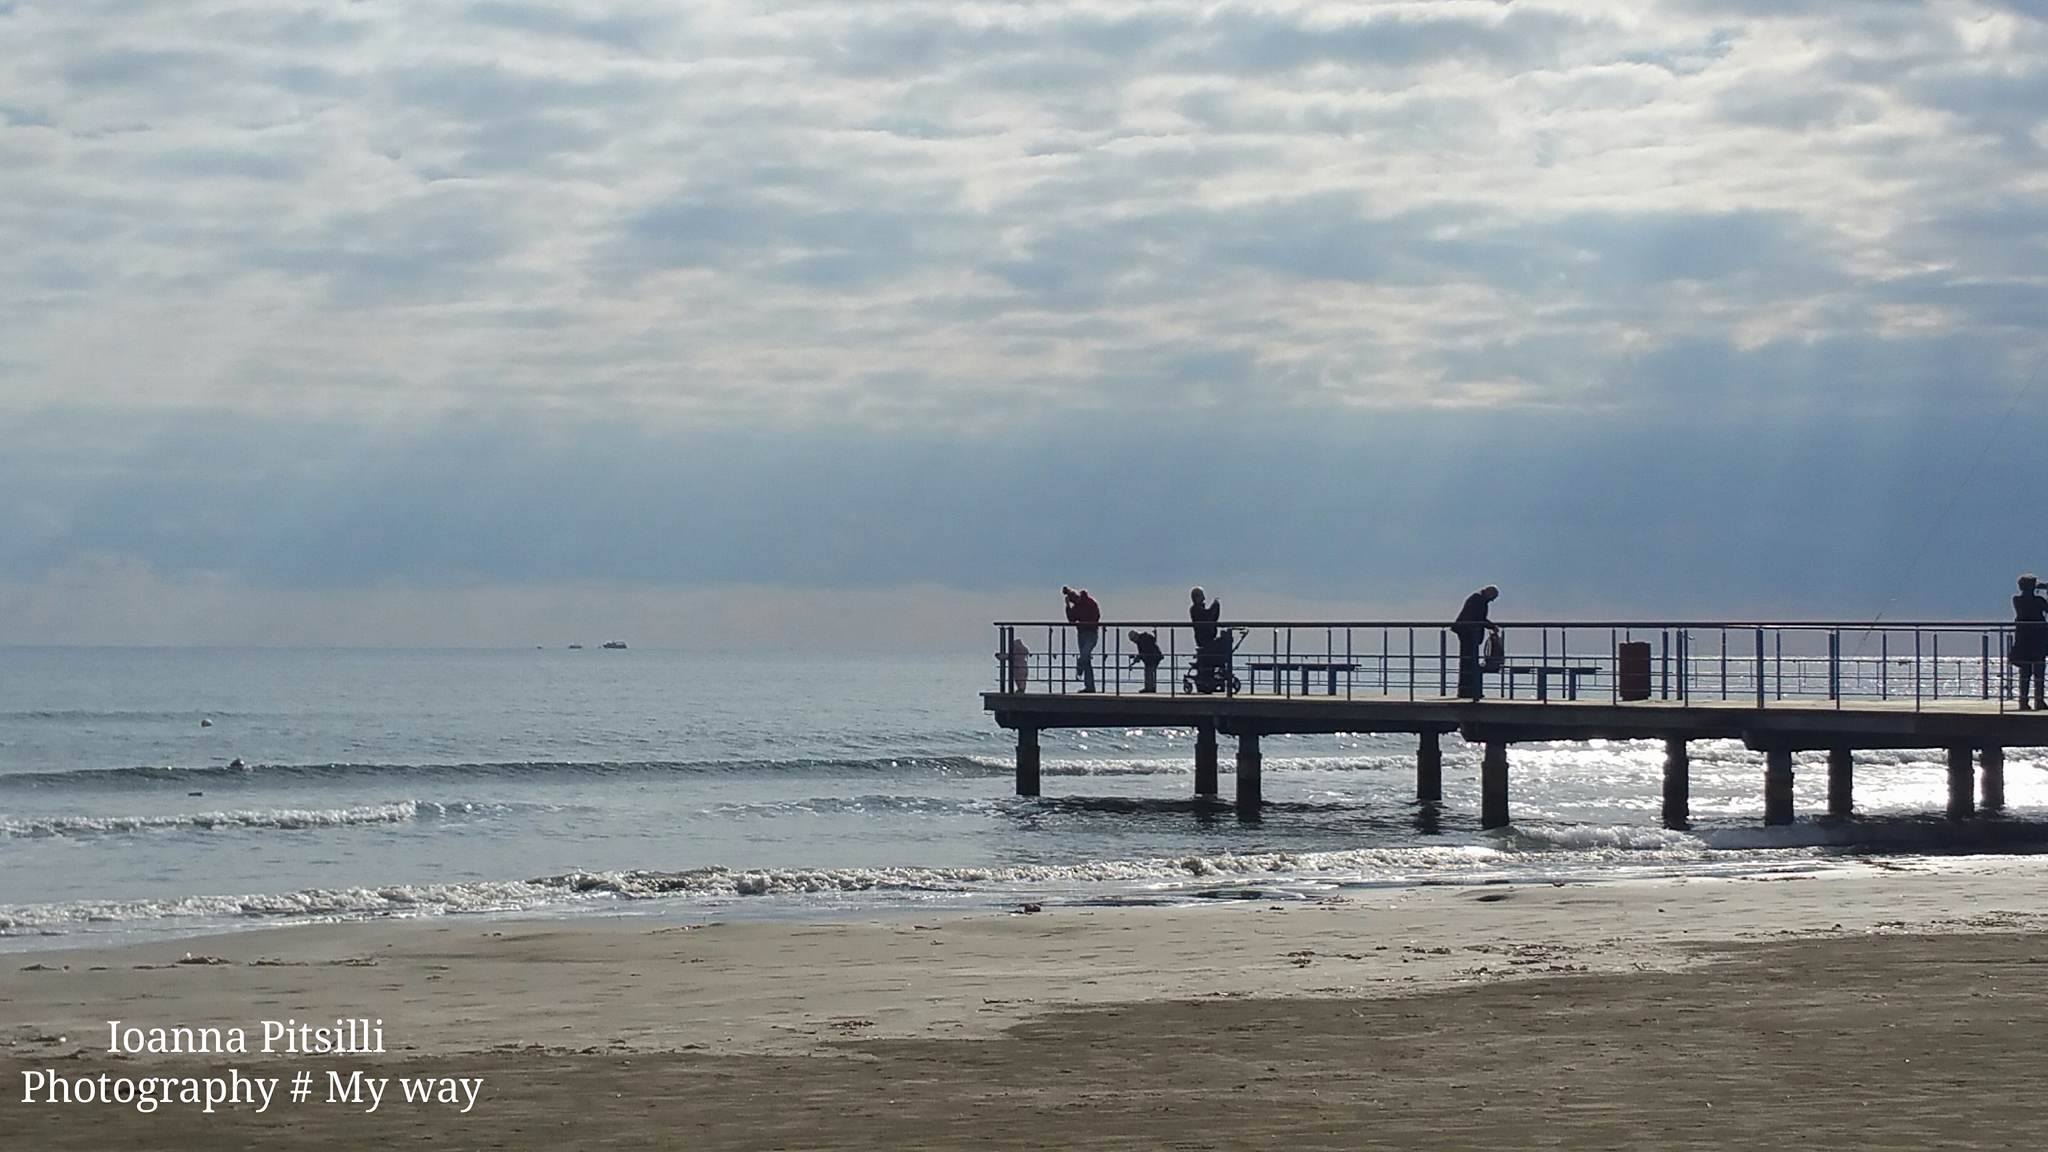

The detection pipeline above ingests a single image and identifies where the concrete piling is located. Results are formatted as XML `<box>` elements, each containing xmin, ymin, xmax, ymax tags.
<box><xmin>1417</xmin><ymin>730</ymin><xmax>1443</xmax><ymax>804</ymax></box>
<box><xmin>1195</xmin><ymin>725</ymin><xmax>1218</xmax><ymax>798</ymax></box>
<box><xmin>1947</xmin><ymin>746</ymin><xmax>1974</xmax><ymax>820</ymax></box>
<box><xmin>1827</xmin><ymin>748</ymin><xmax>1853</xmax><ymax>819</ymax></box>
<box><xmin>1481</xmin><ymin>741</ymin><xmax>1509</xmax><ymax>830</ymax></box>
<box><xmin>1236</xmin><ymin>732</ymin><xmax>1262</xmax><ymax>812</ymax></box>
<box><xmin>1016</xmin><ymin>726</ymin><xmax>1040</xmax><ymax>798</ymax></box>
<box><xmin>1661</xmin><ymin>738</ymin><xmax>1689</xmax><ymax>830</ymax></box>
<box><xmin>1982</xmin><ymin>746</ymin><xmax>2005</xmax><ymax>813</ymax></box>
<box><xmin>1764</xmin><ymin>748</ymin><xmax>1795</xmax><ymax>826</ymax></box>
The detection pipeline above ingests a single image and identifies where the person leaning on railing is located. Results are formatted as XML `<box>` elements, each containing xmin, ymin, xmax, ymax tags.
<box><xmin>2013</xmin><ymin>574</ymin><xmax>2047</xmax><ymax>710</ymax></box>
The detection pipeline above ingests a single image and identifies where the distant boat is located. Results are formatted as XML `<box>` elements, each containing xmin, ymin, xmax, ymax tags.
<box><xmin>567</xmin><ymin>644</ymin><xmax>584</xmax><ymax>650</ymax></box>
<box><xmin>602</xmin><ymin>641</ymin><xmax>628</xmax><ymax>650</ymax></box>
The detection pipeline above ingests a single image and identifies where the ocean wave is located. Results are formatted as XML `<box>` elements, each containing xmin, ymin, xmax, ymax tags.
<box><xmin>0</xmin><ymin>801</ymin><xmax>484</xmax><ymax>839</ymax></box>
<box><xmin>0</xmin><ymin>755</ymin><xmax>1017</xmax><ymax>790</ymax></box>
<box><xmin>701</xmin><ymin>794</ymin><xmax>1379</xmax><ymax>819</ymax></box>
<box><xmin>0</xmin><ymin>751</ymin><xmax>1451</xmax><ymax>792</ymax></box>
<box><xmin>703</xmin><ymin>795</ymin><xmax>1004</xmax><ymax>818</ymax></box>
<box><xmin>0</xmin><ymin>709</ymin><xmax>256</xmax><ymax>722</ymax></box>
<box><xmin>0</xmin><ymin>845</ymin><xmax>1511</xmax><ymax>932</ymax></box>
<box><xmin>19</xmin><ymin>819</ymin><xmax>2032</xmax><ymax>935</ymax></box>
<box><xmin>0</xmin><ymin>879</ymin><xmax>559</xmax><ymax>933</ymax></box>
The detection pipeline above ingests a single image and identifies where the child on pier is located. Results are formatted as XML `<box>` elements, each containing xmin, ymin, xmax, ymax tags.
<box><xmin>1005</xmin><ymin>635</ymin><xmax>1031</xmax><ymax>694</ymax></box>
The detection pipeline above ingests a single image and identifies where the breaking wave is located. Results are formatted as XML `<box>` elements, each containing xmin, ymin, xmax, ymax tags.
<box><xmin>0</xmin><ymin>801</ymin><xmax>494</xmax><ymax>839</ymax></box>
<box><xmin>0</xmin><ymin>833</ymin><xmax>1833</xmax><ymax>936</ymax></box>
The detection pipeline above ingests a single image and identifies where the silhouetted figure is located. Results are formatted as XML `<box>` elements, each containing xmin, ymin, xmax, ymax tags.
<box><xmin>1063</xmin><ymin>586</ymin><xmax>1101</xmax><ymax>693</ymax></box>
<box><xmin>1453</xmin><ymin>585</ymin><xmax>1500</xmax><ymax>701</ymax></box>
<box><xmin>1189</xmin><ymin>587</ymin><xmax>1220</xmax><ymax>648</ymax></box>
<box><xmin>2013</xmin><ymin>574</ymin><xmax>2047</xmax><ymax>710</ymax></box>
<box><xmin>1186</xmin><ymin>587</ymin><xmax>1238</xmax><ymax>695</ymax></box>
<box><xmin>1128</xmin><ymin>629</ymin><xmax>1163</xmax><ymax>693</ymax></box>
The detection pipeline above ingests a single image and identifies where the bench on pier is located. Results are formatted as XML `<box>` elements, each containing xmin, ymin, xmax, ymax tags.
<box><xmin>1504</xmin><ymin>664</ymin><xmax>1601</xmax><ymax>701</ymax></box>
<box><xmin>1244</xmin><ymin>661</ymin><xmax>1362</xmax><ymax>696</ymax></box>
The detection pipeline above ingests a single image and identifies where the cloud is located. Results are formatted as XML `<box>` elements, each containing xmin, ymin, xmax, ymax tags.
<box><xmin>4</xmin><ymin>1</ymin><xmax>2048</xmax><ymax>638</ymax></box>
<box><xmin>2</xmin><ymin>0</ymin><xmax>2043</xmax><ymax>423</ymax></box>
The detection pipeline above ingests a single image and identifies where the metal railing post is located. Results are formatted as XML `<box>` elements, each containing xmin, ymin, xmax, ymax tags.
<box><xmin>1774</xmin><ymin>629</ymin><xmax>1783</xmax><ymax>701</ymax></box>
<box><xmin>1439</xmin><ymin>630</ymin><xmax>1448</xmax><ymax>697</ymax></box>
<box><xmin>1114</xmin><ymin>623</ymin><xmax>1130</xmax><ymax>696</ymax></box>
<box><xmin>1285</xmin><ymin>626</ymin><xmax>1294</xmax><ymax>698</ymax></box>
<box><xmin>1900</xmin><ymin>627</ymin><xmax>1916</xmax><ymax>709</ymax></box>
<box><xmin>1676</xmin><ymin>629</ymin><xmax>1686</xmax><ymax>702</ymax></box>
<box><xmin>1835</xmin><ymin>627</ymin><xmax>1851</xmax><ymax>701</ymax></box>
<box><xmin>1563</xmin><ymin>628</ymin><xmax>1572</xmax><ymax>700</ymax></box>
<box><xmin>2001</xmin><ymin>627</ymin><xmax>2011</xmax><ymax>710</ymax></box>
<box><xmin>1659</xmin><ymin>629</ymin><xmax>1668</xmax><ymax>700</ymax></box>
<box><xmin>1406</xmin><ymin>627</ymin><xmax>1415</xmax><ymax>701</ymax></box>
<box><xmin>1505</xmin><ymin>628</ymin><xmax>1514</xmax><ymax>699</ymax></box>
<box><xmin>1755</xmin><ymin>628</ymin><xmax>1766</xmax><ymax>708</ymax></box>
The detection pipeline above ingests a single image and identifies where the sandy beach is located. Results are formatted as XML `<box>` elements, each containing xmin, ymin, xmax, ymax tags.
<box><xmin>5</xmin><ymin>863</ymin><xmax>2047</xmax><ymax>1149</ymax></box>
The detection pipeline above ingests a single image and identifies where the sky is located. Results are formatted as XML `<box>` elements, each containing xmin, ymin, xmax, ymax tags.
<box><xmin>3</xmin><ymin>0</ymin><xmax>2047</xmax><ymax>648</ymax></box>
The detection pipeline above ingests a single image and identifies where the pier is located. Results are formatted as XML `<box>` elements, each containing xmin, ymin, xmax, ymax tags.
<box><xmin>985</xmin><ymin>620</ymin><xmax>2038</xmax><ymax>827</ymax></box>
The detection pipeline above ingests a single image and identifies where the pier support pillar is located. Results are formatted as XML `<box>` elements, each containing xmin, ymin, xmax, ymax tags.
<box><xmin>1016</xmin><ymin>727</ymin><xmax>1041</xmax><ymax>798</ymax></box>
<box><xmin>1827</xmin><ymin>748</ymin><xmax>1854</xmax><ymax>819</ymax></box>
<box><xmin>1661</xmin><ymin>738</ymin><xmax>1689</xmax><ymax>830</ymax></box>
<box><xmin>1764</xmin><ymin>748</ymin><xmax>1794</xmax><ymax>826</ymax></box>
<box><xmin>1194</xmin><ymin>725</ymin><xmax>1218</xmax><ymax>798</ymax></box>
<box><xmin>1417</xmin><ymin>730</ymin><xmax>1443</xmax><ymax>804</ymax></box>
<box><xmin>1236</xmin><ymin>733</ymin><xmax>1263</xmax><ymax>813</ymax></box>
<box><xmin>1982</xmin><ymin>746</ymin><xmax>2006</xmax><ymax>814</ymax></box>
<box><xmin>1948</xmin><ymin>746</ymin><xmax>1975</xmax><ymax>820</ymax></box>
<box><xmin>1481</xmin><ymin>741</ymin><xmax>1510</xmax><ymax>830</ymax></box>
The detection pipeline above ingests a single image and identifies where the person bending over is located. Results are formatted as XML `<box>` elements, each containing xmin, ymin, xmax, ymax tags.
<box><xmin>1453</xmin><ymin>585</ymin><xmax>1500</xmax><ymax>701</ymax></box>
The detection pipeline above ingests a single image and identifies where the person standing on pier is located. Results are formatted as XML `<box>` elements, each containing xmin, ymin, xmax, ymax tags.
<box><xmin>1189</xmin><ymin>587</ymin><xmax>1221</xmax><ymax>649</ymax></box>
<box><xmin>2012</xmin><ymin>574</ymin><xmax>2048</xmax><ymax>710</ymax></box>
<box><xmin>1453</xmin><ymin>585</ymin><xmax>1500</xmax><ymax>701</ymax></box>
<box><xmin>1063</xmin><ymin>586</ymin><xmax>1101</xmax><ymax>693</ymax></box>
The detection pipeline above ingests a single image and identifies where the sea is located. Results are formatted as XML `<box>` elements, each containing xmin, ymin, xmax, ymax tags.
<box><xmin>3</xmin><ymin>647</ymin><xmax>2045</xmax><ymax>951</ymax></box>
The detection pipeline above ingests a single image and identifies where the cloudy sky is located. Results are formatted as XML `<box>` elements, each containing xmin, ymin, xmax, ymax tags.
<box><xmin>3</xmin><ymin>0</ymin><xmax>2046</xmax><ymax>647</ymax></box>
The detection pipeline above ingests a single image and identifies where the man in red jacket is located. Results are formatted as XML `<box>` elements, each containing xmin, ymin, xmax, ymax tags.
<box><xmin>1062</xmin><ymin>586</ymin><xmax>1101</xmax><ymax>692</ymax></box>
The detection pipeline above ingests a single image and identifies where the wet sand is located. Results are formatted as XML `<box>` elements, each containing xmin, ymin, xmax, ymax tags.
<box><xmin>4</xmin><ymin>867</ymin><xmax>2046</xmax><ymax>1149</ymax></box>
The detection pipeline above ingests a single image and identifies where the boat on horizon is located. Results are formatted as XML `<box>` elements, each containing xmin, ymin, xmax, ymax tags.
<box><xmin>602</xmin><ymin>641</ymin><xmax>628</xmax><ymax>650</ymax></box>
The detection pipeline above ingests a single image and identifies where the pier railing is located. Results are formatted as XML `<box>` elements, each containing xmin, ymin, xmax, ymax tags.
<box><xmin>991</xmin><ymin>621</ymin><xmax>2034</xmax><ymax>711</ymax></box>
